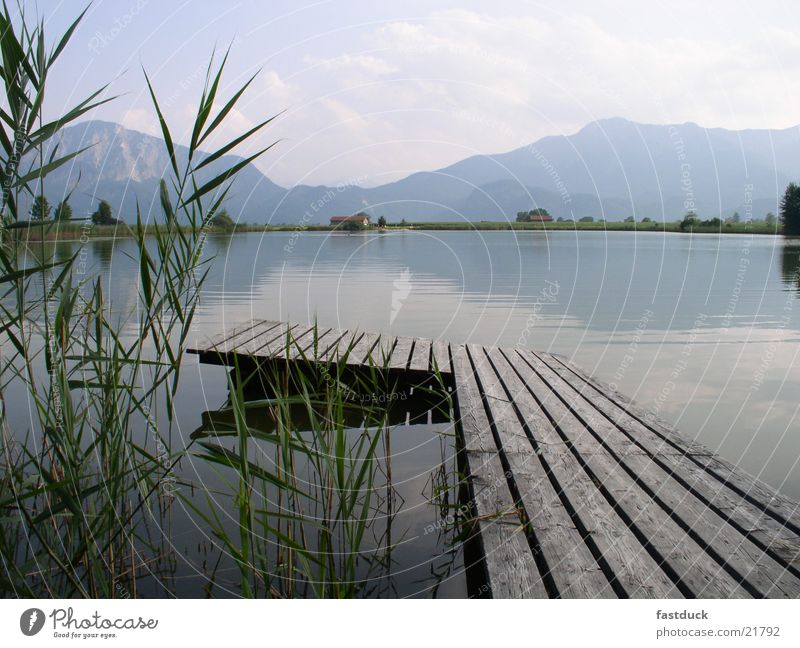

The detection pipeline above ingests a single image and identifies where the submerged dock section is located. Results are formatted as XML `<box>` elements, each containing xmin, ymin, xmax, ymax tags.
<box><xmin>189</xmin><ymin>319</ymin><xmax>800</xmax><ymax>598</ymax></box>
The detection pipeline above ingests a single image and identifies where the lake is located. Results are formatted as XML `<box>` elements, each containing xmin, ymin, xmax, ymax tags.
<box><xmin>26</xmin><ymin>228</ymin><xmax>800</xmax><ymax>596</ymax></box>
<box><xmin>177</xmin><ymin>230</ymin><xmax>800</xmax><ymax>492</ymax></box>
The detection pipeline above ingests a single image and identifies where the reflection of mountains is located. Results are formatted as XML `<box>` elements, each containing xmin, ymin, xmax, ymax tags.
<box><xmin>51</xmin><ymin>232</ymin><xmax>798</xmax><ymax>336</ymax></box>
<box><xmin>190</xmin><ymin>231</ymin><xmax>798</xmax><ymax>334</ymax></box>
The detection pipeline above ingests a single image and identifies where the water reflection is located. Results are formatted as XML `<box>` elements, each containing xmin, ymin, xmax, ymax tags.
<box><xmin>15</xmin><ymin>230</ymin><xmax>799</xmax><ymax>505</ymax></box>
<box><xmin>91</xmin><ymin>237</ymin><xmax>116</xmax><ymax>272</ymax></box>
<box><xmin>54</xmin><ymin>239</ymin><xmax>75</xmax><ymax>262</ymax></box>
<box><xmin>7</xmin><ymin>229</ymin><xmax>800</xmax><ymax>597</ymax></box>
<box><xmin>781</xmin><ymin>243</ymin><xmax>800</xmax><ymax>292</ymax></box>
<box><xmin>170</xmin><ymin>385</ymin><xmax>464</xmax><ymax>598</ymax></box>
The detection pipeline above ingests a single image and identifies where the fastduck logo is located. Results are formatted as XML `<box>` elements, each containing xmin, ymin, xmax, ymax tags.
<box><xmin>20</xmin><ymin>608</ymin><xmax>45</xmax><ymax>636</ymax></box>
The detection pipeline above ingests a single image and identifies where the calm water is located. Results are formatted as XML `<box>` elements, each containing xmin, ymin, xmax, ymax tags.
<box><xmin>74</xmin><ymin>229</ymin><xmax>800</xmax><ymax>498</ymax></box>
<box><xmin>183</xmin><ymin>229</ymin><xmax>800</xmax><ymax>498</ymax></box>
<box><xmin>24</xmin><ymin>229</ymin><xmax>800</xmax><ymax>596</ymax></box>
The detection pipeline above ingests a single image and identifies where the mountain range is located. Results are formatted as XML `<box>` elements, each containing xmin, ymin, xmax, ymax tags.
<box><xmin>31</xmin><ymin>117</ymin><xmax>800</xmax><ymax>223</ymax></box>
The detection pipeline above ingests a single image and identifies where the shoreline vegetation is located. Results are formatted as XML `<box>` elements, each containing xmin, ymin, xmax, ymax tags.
<box><xmin>13</xmin><ymin>218</ymin><xmax>786</xmax><ymax>242</ymax></box>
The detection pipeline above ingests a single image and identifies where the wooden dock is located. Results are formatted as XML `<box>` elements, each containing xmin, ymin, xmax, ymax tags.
<box><xmin>189</xmin><ymin>319</ymin><xmax>800</xmax><ymax>598</ymax></box>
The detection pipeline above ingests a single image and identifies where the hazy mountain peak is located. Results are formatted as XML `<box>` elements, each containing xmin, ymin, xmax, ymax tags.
<box><xmin>577</xmin><ymin>116</ymin><xmax>635</xmax><ymax>132</ymax></box>
<box><xmin>35</xmin><ymin>118</ymin><xmax>800</xmax><ymax>224</ymax></box>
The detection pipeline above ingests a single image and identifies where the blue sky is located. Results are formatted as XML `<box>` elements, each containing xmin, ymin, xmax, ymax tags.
<box><xmin>33</xmin><ymin>0</ymin><xmax>800</xmax><ymax>187</ymax></box>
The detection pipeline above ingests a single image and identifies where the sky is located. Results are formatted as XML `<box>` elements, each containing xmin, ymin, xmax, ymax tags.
<box><xmin>32</xmin><ymin>0</ymin><xmax>800</xmax><ymax>187</ymax></box>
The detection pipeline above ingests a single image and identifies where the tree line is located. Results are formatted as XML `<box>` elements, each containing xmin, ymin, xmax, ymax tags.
<box><xmin>676</xmin><ymin>183</ymin><xmax>800</xmax><ymax>234</ymax></box>
<box><xmin>30</xmin><ymin>195</ymin><xmax>121</xmax><ymax>225</ymax></box>
<box><xmin>29</xmin><ymin>191</ymin><xmax>237</xmax><ymax>230</ymax></box>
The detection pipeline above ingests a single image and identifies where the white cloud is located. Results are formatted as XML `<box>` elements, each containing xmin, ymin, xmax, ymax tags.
<box><xmin>120</xmin><ymin>107</ymin><xmax>159</xmax><ymax>136</ymax></box>
<box><xmin>303</xmin><ymin>54</ymin><xmax>398</xmax><ymax>76</ymax></box>
<box><xmin>262</xmin><ymin>70</ymin><xmax>299</xmax><ymax>105</ymax></box>
<box><xmin>235</xmin><ymin>7</ymin><xmax>800</xmax><ymax>186</ymax></box>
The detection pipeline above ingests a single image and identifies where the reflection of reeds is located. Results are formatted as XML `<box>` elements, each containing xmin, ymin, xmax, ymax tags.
<box><xmin>422</xmin><ymin>425</ymin><xmax>470</xmax><ymax>598</ymax></box>
<box><xmin>188</xmin><ymin>333</ymin><xmax>402</xmax><ymax>598</ymax></box>
<box><xmin>185</xmin><ymin>327</ymin><xmax>464</xmax><ymax>597</ymax></box>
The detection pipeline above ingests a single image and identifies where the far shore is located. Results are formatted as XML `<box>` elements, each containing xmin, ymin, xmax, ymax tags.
<box><xmin>8</xmin><ymin>218</ymin><xmax>785</xmax><ymax>242</ymax></box>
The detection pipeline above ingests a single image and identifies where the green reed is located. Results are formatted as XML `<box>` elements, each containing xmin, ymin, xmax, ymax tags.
<box><xmin>0</xmin><ymin>2</ymin><xmax>278</xmax><ymax>597</ymax></box>
<box><xmin>186</xmin><ymin>331</ymin><xmax>405</xmax><ymax>598</ymax></box>
<box><xmin>0</xmin><ymin>2</ymin><xmax>422</xmax><ymax>599</ymax></box>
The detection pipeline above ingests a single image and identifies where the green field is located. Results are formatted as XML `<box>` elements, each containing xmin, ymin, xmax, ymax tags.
<box><xmin>11</xmin><ymin>217</ymin><xmax>783</xmax><ymax>242</ymax></box>
<box><xmin>391</xmin><ymin>220</ymin><xmax>781</xmax><ymax>234</ymax></box>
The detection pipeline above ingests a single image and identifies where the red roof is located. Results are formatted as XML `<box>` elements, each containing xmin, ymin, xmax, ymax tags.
<box><xmin>528</xmin><ymin>214</ymin><xmax>553</xmax><ymax>222</ymax></box>
<box><xmin>330</xmin><ymin>215</ymin><xmax>370</xmax><ymax>222</ymax></box>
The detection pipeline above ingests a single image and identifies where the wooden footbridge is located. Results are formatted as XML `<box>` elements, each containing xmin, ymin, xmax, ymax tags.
<box><xmin>189</xmin><ymin>319</ymin><xmax>800</xmax><ymax>599</ymax></box>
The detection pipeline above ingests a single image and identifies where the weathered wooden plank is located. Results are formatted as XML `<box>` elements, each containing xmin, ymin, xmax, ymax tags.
<box><xmin>301</xmin><ymin>326</ymin><xmax>341</xmax><ymax>362</ymax></box>
<box><xmin>388</xmin><ymin>336</ymin><xmax>415</xmax><ymax>370</ymax></box>
<box><xmin>690</xmin><ymin>454</ymin><xmax>800</xmax><ymax>564</ymax></box>
<box><xmin>319</xmin><ymin>329</ymin><xmax>362</xmax><ymax>362</ymax></box>
<box><xmin>365</xmin><ymin>334</ymin><xmax>396</xmax><ymax>366</ymax></box>
<box><xmin>524</xmin><ymin>368</ymin><xmax>800</xmax><ymax>596</ymax></box>
<box><xmin>482</xmin><ymin>345</ymin><xmax>682</xmax><ymax>598</ymax></box>
<box><xmin>409</xmin><ymin>338</ymin><xmax>432</xmax><ymax>372</ymax></box>
<box><xmin>516</xmin><ymin>353</ymin><xmax>773</xmax><ymax>598</ymax></box>
<box><xmin>269</xmin><ymin>324</ymin><xmax>315</xmax><ymax>359</ymax></box>
<box><xmin>236</xmin><ymin>321</ymin><xmax>302</xmax><ymax>358</ymax></box>
<box><xmin>469</xmin><ymin>345</ymin><xmax>619</xmax><ymax>598</ymax></box>
<box><xmin>315</xmin><ymin>328</ymin><xmax>348</xmax><ymax>361</ymax></box>
<box><xmin>207</xmin><ymin>319</ymin><xmax>282</xmax><ymax>355</ymax></box>
<box><xmin>432</xmin><ymin>340</ymin><xmax>452</xmax><ymax>375</ymax></box>
<box><xmin>285</xmin><ymin>326</ymin><xmax>333</xmax><ymax>360</ymax></box>
<box><xmin>275</xmin><ymin>325</ymin><xmax>316</xmax><ymax>360</ymax></box>
<box><xmin>452</xmin><ymin>346</ymin><xmax>548</xmax><ymax>598</ymax></box>
<box><xmin>200</xmin><ymin>318</ymin><xmax>262</xmax><ymax>351</ymax></box>
<box><xmin>536</xmin><ymin>351</ymin><xmax>800</xmax><ymax>578</ymax></box>
<box><xmin>346</xmin><ymin>332</ymin><xmax>382</xmax><ymax>366</ymax></box>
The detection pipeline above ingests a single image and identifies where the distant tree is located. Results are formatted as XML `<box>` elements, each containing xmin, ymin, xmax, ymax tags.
<box><xmin>579</xmin><ymin>216</ymin><xmax>594</xmax><ymax>223</ymax></box>
<box><xmin>624</xmin><ymin>216</ymin><xmax>635</xmax><ymax>223</ymax></box>
<box><xmin>54</xmin><ymin>199</ymin><xmax>73</xmax><ymax>221</ymax></box>
<box><xmin>91</xmin><ymin>200</ymin><xmax>120</xmax><ymax>226</ymax></box>
<box><xmin>210</xmin><ymin>209</ymin><xmax>235</xmax><ymax>231</ymax></box>
<box><xmin>680</xmin><ymin>210</ymin><xmax>698</xmax><ymax>231</ymax></box>
<box><xmin>377</xmin><ymin>215</ymin><xmax>387</xmax><ymax>228</ymax></box>
<box><xmin>556</xmin><ymin>217</ymin><xmax>564</xmax><ymax>222</ymax></box>
<box><xmin>780</xmin><ymin>183</ymin><xmax>800</xmax><ymax>236</ymax></box>
<box><xmin>641</xmin><ymin>217</ymin><xmax>652</xmax><ymax>223</ymax></box>
<box><xmin>342</xmin><ymin>219</ymin><xmax>365</xmax><ymax>232</ymax></box>
<box><xmin>400</xmin><ymin>218</ymin><xmax>407</xmax><ymax>227</ymax></box>
<box><xmin>731</xmin><ymin>211</ymin><xmax>741</xmax><ymax>223</ymax></box>
<box><xmin>31</xmin><ymin>194</ymin><xmax>51</xmax><ymax>220</ymax></box>
<box><xmin>765</xmin><ymin>212</ymin><xmax>777</xmax><ymax>227</ymax></box>
<box><xmin>516</xmin><ymin>208</ymin><xmax>550</xmax><ymax>222</ymax></box>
